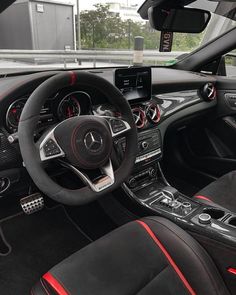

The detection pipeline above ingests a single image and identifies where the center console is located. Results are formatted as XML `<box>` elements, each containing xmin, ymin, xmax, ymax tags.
<box><xmin>113</xmin><ymin>67</ymin><xmax>236</xmax><ymax>294</ymax></box>
<box><xmin>114</xmin><ymin>66</ymin><xmax>236</xmax><ymax>244</ymax></box>
<box><xmin>116</xmin><ymin>127</ymin><xmax>162</xmax><ymax>189</ymax></box>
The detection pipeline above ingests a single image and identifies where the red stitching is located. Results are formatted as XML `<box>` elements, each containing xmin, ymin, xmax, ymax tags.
<box><xmin>69</xmin><ymin>71</ymin><xmax>77</xmax><ymax>86</ymax></box>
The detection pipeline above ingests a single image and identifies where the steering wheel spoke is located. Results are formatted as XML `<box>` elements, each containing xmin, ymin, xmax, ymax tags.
<box><xmin>38</xmin><ymin>127</ymin><xmax>65</xmax><ymax>161</ymax></box>
<box><xmin>101</xmin><ymin>116</ymin><xmax>131</xmax><ymax>138</ymax></box>
<box><xmin>59</xmin><ymin>159</ymin><xmax>115</xmax><ymax>192</ymax></box>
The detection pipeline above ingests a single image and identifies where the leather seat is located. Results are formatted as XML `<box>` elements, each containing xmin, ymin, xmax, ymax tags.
<box><xmin>32</xmin><ymin>216</ymin><xmax>230</xmax><ymax>295</ymax></box>
<box><xmin>194</xmin><ymin>171</ymin><xmax>236</xmax><ymax>212</ymax></box>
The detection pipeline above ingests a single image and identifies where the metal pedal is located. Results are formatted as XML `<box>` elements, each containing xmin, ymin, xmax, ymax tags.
<box><xmin>20</xmin><ymin>193</ymin><xmax>44</xmax><ymax>215</ymax></box>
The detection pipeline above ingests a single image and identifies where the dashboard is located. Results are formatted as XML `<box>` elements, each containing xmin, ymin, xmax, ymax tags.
<box><xmin>0</xmin><ymin>66</ymin><xmax>219</xmax><ymax>198</ymax></box>
<box><xmin>0</xmin><ymin>67</ymin><xmax>217</xmax><ymax>174</ymax></box>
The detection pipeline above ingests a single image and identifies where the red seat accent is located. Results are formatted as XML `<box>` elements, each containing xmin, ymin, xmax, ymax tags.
<box><xmin>195</xmin><ymin>195</ymin><xmax>212</xmax><ymax>202</ymax></box>
<box><xmin>227</xmin><ymin>267</ymin><xmax>236</xmax><ymax>275</ymax></box>
<box><xmin>43</xmin><ymin>272</ymin><xmax>69</xmax><ymax>295</ymax></box>
<box><xmin>136</xmin><ymin>220</ymin><xmax>196</xmax><ymax>295</ymax></box>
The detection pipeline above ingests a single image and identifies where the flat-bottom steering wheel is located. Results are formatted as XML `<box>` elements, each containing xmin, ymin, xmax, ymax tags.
<box><xmin>18</xmin><ymin>71</ymin><xmax>138</xmax><ymax>205</ymax></box>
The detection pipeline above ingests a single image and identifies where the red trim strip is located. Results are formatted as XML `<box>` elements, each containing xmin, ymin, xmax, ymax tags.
<box><xmin>43</xmin><ymin>273</ymin><xmax>69</xmax><ymax>295</ymax></box>
<box><xmin>228</xmin><ymin>267</ymin><xmax>236</xmax><ymax>275</ymax></box>
<box><xmin>195</xmin><ymin>195</ymin><xmax>212</xmax><ymax>202</ymax></box>
<box><xmin>136</xmin><ymin>220</ymin><xmax>196</xmax><ymax>295</ymax></box>
<box><xmin>69</xmin><ymin>71</ymin><xmax>77</xmax><ymax>85</ymax></box>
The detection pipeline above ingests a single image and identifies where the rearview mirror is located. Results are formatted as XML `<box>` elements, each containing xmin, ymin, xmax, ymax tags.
<box><xmin>148</xmin><ymin>6</ymin><xmax>211</xmax><ymax>33</ymax></box>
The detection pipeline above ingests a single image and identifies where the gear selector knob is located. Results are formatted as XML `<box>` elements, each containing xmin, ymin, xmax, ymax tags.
<box><xmin>163</xmin><ymin>186</ymin><xmax>179</xmax><ymax>200</ymax></box>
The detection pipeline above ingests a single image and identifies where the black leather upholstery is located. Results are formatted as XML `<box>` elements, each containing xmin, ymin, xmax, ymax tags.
<box><xmin>195</xmin><ymin>171</ymin><xmax>236</xmax><ymax>212</ymax></box>
<box><xmin>32</xmin><ymin>217</ymin><xmax>230</xmax><ymax>295</ymax></box>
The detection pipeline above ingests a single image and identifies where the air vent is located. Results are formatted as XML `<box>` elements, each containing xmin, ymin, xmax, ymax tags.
<box><xmin>132</xmin><ymin>108</ymin><xmax>146</xmax><ymax>129</ymax></box>
<box><xmin>201</xmin><ymin>83</ymin><xmax>216</xmax><ymax>101</ymax></box>
<box><xmin>146</xmin><ymin>104</ymin><xmax>161</xmax><ymax>124</ymax></box>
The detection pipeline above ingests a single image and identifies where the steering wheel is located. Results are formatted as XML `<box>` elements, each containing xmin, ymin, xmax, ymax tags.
<box><xmin>18</xmin><ymin>71</ymin><xmax>138</xmax><ymax>205</ymax></box>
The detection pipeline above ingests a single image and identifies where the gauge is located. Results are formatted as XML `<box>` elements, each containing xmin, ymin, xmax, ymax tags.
<box><xmin>6</xmin><ymin>99</ymin><xmax>26</xmax><ymax>131</ymax></box>
<box><xmin>57</xmin><ymin>92</ymin><xmax>81</xmax><ymax>121</ymax></box>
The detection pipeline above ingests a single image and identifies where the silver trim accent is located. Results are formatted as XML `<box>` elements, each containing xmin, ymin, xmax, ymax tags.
<box><xmin>60</xmin><ymin>159</ymin><xmax>115</xmax><ymax>192</ymax></box>
<box><xmin>0</xmin><ymin>177</ymin><xmax>10</xmax><ymax>194</ymax></box>
<box><xmin>132</xmin><ymin>108</ymin><xmax>146</xmax><ymax>129</ymax></box>
<box><xmin>206</xmin><ymin>84</ymin><xmax>215</xmax><ymax>98</ymax></box>
<box><xmin>135</xmin><ymin>148</ymin><xmax>161</xmax><ymax>163</ymax></box>
<box><xmin>146</xmin><ymin>104</ymin><xmax>160</xmax><ymax>123</ymax></box>
<box><xmin>39</xmin><ymin>127</ymin><xmax>65</xmax><ymax>161</ymax></box>
<box><xmin>20</xmin><ymin>193</ymin><xmax>44</xmax><ymax>215</ymax></box>
<box><xmin>6</xmin><ymin>98</ymin><xmax>27</xmax><ymax>130</ymax></box>
<box><xmin>84</xmin><ymin>131</ymin><xmax>103</xmax><ymax>152</ymax></box>
<box><xmin>100</xmin><ymin>116</ymin><xmax>131</xmax><ymax>137</ymax></box>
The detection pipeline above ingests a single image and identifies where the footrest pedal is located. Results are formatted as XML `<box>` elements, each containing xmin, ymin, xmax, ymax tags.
<box><xmin>20</xmin><ymin>193</ymin><xmax>44</xmax><ymax>215</ymax></box>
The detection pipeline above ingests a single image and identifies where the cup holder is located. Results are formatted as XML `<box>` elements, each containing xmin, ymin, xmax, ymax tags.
<box><xmin>228</xmin><ymin>217</ymin><xmax>236</xmax><ymax>227</ymax></box>
<box><xmin>203</xmin><ymin>208</ymin><xmax>225</xmax><ymax>220</ymax></box>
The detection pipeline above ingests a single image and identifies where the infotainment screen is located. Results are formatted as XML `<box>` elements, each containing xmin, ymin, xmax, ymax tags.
<box><xmin>115</xmin><ymin>67</ymin><xmax>151</xmax><ymax>102</ymax></box>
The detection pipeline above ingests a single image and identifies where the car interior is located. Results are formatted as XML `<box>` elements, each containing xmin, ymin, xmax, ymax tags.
<box><xmin>0</xmin><ymin>0</ymin><xmax>236</xmax><ymax>294</ymax></box>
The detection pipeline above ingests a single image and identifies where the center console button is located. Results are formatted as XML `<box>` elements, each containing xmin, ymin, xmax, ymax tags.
<box><xmin>198</xmin><ymin>213</ymin><xmax>211</xmax><ymax>225</ymax></box>
<box><xmin>141</xmin><ymin>141</ymin><xmax>149</xmax><ymax>150</ymax></box>
<box><xmin>149</xmin><ymin>168</ymin><xmax>156</xmax><ymax>178</ymax></box>
<box><xmin>128</xmin><ymin>178</ymin><xmax>137</xmax><ymax>188</ymax></box>
<box><xmin>182</xmin><ymin>201</ymin><xmax>191</xmax><ymax>209</ymax></box>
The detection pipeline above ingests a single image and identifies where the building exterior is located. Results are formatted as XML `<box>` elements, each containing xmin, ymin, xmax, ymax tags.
<box><xmin>0</xmin><ymin>0</ymin><xmax>75</xmax><ymax>50</ymax></box>
<box><xmin>100</xmin><ymin>0</ymin><xmax>142</xmax><ymax>22</ymax></box>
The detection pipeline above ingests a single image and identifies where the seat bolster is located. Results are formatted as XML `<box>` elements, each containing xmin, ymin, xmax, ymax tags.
<box><xmin>194</xmin><ymin>171</ymin><xmax>236</xmax><ymax>212</ymax></box>
<box><xmin>141</xmin><ymin>217</ymin><xmax>230</xmax><ymax>295</ymax></box>
<box><xmin>31</xmin><ymin>278</ymin><xmax>58</xmax><ymax>295</ymax></box>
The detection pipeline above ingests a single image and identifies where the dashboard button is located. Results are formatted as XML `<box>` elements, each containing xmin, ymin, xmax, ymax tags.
<box><xmin>141</xmin><ymin>141</ymin><xmax>149</xmax><ymax>150</ymax></box>
<box><xmin>110</xmin><ymin>119</ymin><xmax>126</xmax><ymax>134</ymax></box>
<box><xmin>43</xmin><ymin>139</ymin><xmax>61</xmax><ymax>157</ymax></box>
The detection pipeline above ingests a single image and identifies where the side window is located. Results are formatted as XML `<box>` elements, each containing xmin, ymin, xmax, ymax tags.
<box><xmin>225</xmin><ymin>50</ymin><xmax>236</xmax><ymax>77</ymax></box>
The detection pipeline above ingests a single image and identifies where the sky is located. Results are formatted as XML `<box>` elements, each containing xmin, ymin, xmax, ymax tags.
<box><xmin>72</xmin><ymin>0</ymin><xmax>144</xmax><ymax>11</ymax></box>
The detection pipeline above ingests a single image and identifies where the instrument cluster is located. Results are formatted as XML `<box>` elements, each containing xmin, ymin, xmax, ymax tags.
<box><xmin>5</xmin><ymin>90</ymin><xmax>92</xmax><ymax>133</ymax></box>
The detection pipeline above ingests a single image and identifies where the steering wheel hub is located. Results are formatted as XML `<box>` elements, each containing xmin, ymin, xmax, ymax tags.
<box><xmin>84</xmin><ymin>131</ymin><xmax>103</xmax><ymax>152</ymax></box>
<box><xmin>54</xmin><ymin>115</ymin><xmax>113</xmax><ymax>169</ymax></box>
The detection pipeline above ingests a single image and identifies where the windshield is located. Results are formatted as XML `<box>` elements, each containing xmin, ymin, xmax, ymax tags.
<box><xmin>0</xmin><ymin>0</ymin><xmax>235</xmax><ymax>74</ymax></box>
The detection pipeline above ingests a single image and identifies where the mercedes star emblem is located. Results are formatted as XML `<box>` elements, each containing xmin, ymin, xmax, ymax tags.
<box><xmin>84</xmin><ymin>131</ymin><xmax>103</xmax><ymax>152</ymax></box>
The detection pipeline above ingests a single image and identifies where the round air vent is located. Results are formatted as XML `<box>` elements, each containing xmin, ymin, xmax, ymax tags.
<box><xmin>146</xmin><ymin>103</ymin><xmax>161</xmax><ymax>124</ymax></box>
<box><xmin>132</xmin><ymin>108</ymin><xmax>146</xmax><ymax>129</ymax></box>
<box><xmin>201</xmin><ymin>83</ymin><xmax>216</xmax><ymax>101</ymax></box>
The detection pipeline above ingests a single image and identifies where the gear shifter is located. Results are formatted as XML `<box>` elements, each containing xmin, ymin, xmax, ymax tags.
<box><xmin>162</xmin><ymin>186</ymin><xmax>179</xmax><ymax>200</ymax></box>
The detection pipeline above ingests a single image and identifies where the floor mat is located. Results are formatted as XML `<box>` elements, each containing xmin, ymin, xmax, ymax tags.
<box><xmin>0</xmin><ymin>206</ymin><xmax>90</xmax><ymax>295</ymax></box>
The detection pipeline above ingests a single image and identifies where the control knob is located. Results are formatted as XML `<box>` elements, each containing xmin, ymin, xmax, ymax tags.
<box><xmin>198</xmin><ymin>213</ymin><xmax>211</xmax><ymax>225</ymax></box>
<box><xmin>141</xmin><ymin>141</ymin><xmax>149</xmax><ymax>150</ymax></box>
<box><xmin>128</xmin><ymin>178</ymin><xmax>137</xmax><ymax>188</ymax></box>
<box><xmin>149</xmin><ymin>168</ymin><xmax>156</xmax><ymax>178</ymax></box>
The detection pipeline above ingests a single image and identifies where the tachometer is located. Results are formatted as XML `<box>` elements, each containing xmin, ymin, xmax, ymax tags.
<box><xmin>57</xmin><ymin>92</ymin><xmax>81</xmax><ymax>121</ymax></box>
<box><xmin>6</xmin><ymin>99</ymin><xmax>26</xmax><ymax>131</ymax></box>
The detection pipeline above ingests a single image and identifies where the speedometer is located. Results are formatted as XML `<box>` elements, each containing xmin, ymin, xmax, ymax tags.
<box><xmin>57</xmin><ymin>92</ymin><xmax>82</xmax><ymax>121</ymax></box>
<box><xmin>6</xmin><ymin>99</ymin><xmax>26</xmax><ymax>131</ymax></box>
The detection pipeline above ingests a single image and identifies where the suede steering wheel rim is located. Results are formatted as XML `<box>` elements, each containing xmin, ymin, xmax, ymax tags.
<box><xmin>18</xmin><ymin>71</ymin><xmax>138</xmax><ymax>205</ymax></box>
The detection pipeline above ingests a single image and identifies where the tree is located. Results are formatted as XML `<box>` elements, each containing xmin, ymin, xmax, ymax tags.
<box><xmin>78</xmin><ymin>4</ymin><xmax>205</xmax><ymax>52</ymax></box>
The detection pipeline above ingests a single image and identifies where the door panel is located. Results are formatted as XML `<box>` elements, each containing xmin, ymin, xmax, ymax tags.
<box><xmin>180</xmin><ymin>78</ymin><xmax>236</xmax><ymax>177</ymax></box>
